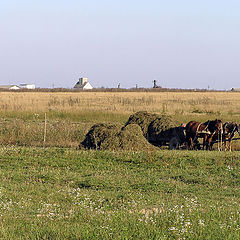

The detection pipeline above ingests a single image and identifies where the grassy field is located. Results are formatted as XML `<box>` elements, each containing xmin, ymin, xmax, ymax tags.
<box><xmin>0</xmin><ymin>91</ymin><xmax>240</xmax><ymax>238</ymax></box>
<box><xmin>0</xmin><ymin>91</ymin><xmax>240</xmax><ymax>148</ymax></box>
<box><xmin>0</xmin><ymin>147</ymin><xmax>240</xmax><ymax>239</ymax></box>
<box><xmin>0</xmin><ymin>92</ymin><xmax>240</xmax><ymax>120</ymax></box>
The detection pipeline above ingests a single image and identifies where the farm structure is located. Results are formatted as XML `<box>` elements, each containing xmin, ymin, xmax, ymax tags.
<box><xmin>231</xmin><ymin>88</ymin><xmax>240</xmax><ymax>92</ymax></box>
<box><xmin>0</xmin><ymin>85</ymin><xmax>20</xmax><ymax>90</ymax></box>
<box><xmin>19</xmin><ymin>84</ymin><xmax>35</xmax><ymax>89</ymax></box>
<box><xmin>0</xmin><ymin>84</ymin><xmax>35</xmax><ymax>90</ymax></box>
<box><xmin>74</xmin><ymin>78</ymin><xmax>93</xmax><ymax>90</ymax></box>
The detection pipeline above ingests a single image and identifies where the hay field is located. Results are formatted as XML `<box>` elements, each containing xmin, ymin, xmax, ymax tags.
<box><xmin>0</xmin><ymin>91</ymin><xmax>240</xmax><ymax>148</ymax></box>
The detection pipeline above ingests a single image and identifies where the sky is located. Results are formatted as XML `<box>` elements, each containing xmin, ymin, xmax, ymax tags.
<box><xmin>0</xmin><ymin>0</ymin><xmax>240</xmax><ymax>89</ymax></box>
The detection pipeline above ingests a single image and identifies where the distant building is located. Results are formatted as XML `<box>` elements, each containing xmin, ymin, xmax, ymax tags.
<box><xmin>19</xmin><ymin>84</ymin><xmax>35</xmax><ymax>89</ymax></box>
<box><xmin>0</xmin><ymin>85</ymin><xmax>20</xmax><ymax>90</ymax></box>
<box><xmin>231</xmin><ymin>88</ymin><xmax>240</xmax><ymax>92</ymax></box>
<box><xmin>74</xmin><ymin>78</ymin><xmax>93</xmax><ymax>90</ymax></box>
<box><xmin>153</xmin><ymin>80</ymin><xmax>161</xmax><ymax>89</ymax></box>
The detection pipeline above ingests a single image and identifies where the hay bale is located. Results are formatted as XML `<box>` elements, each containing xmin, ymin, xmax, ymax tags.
<box><xmin>147</xmin><ymin>115</ymin><xmax>176</xmax><ymax>144</ymax></box>
<box><xmin>80</xmin><ymin>123</ymin><xmax>157</xmax><ymax>151</ymax></box>
<box><xmin>80</xmin><ymin>111</ymin><xmax>177</xmax><ymax>151</ymax></box>
<box><xmin>148</xmin><ymin>115</ymin><xmax>175</xmax><ymax>135</ymax></box>
<box><xmin>80</xmin><ymin>123</ymin><xmax>121</xmax><ymax>150</ymax></box>
<box><xmin>119</xmin><ymin>124</ymin><xmax>157</xmax><ymax>151</ymax></box>
<box><xmin>124</xmin><ymin>111</ymin><xmax>158</xmax><ymax>137</ymax></box>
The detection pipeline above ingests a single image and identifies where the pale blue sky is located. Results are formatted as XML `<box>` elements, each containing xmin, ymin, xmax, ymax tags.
<box><xmin>0</xmin><ymin>0</ymin><xmax>240</xmax><ymax>89</ymax></box>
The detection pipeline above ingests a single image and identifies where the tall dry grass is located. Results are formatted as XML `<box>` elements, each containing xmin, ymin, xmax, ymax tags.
<box><xmin>0</xmin><ymin>91</ymin><xmax>240</xmax><ymax>148</ymax></box>
<box><xmin>0</xmin><ymin>91</ymin><xmax>240</xmax><ymax>118</ymax></box>
<box><xmin>0</xmin><ymin>119</ymin><xmax>91</xmax><ymax>147</ymax></box>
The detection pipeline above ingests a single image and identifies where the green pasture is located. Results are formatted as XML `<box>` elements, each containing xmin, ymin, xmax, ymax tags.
<box><xmin>0</xmin><ymin>147</ymin><xmax>240</xmax><ymax>239</ymax></box>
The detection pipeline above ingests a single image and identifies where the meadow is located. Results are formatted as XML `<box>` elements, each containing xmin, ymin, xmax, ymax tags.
<box><xmin>0</xmin><ymin>91</ymin><xmax>240</xmax><ymax>148</ymax></box>
<box><xmin>0</xmin><ymin>91</ymin><xmax>240</xmax><ymax>239</ymax></box>
<box><xmin>1</xmin><ymin>147</ymin><xmax>240</xmax><ymax>239</ymax></box>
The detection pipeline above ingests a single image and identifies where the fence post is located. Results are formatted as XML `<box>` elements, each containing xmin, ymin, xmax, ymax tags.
<box><xmin>44</xmin><ymin>113</ymin><xmax>47</xmax><ymax>144</ymax></box>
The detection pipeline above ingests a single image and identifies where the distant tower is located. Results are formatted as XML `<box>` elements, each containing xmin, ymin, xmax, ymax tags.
<box><xmin>153</xmin><ymin>80</ymin><xmax>157</xmax><ymax>88</ymax></box>
<box><xmin>136</xmin><ymin>84</ymin><xmax>138</xmax><ymax>89</ymax></box>
<box><xmin>118</xmin><ymin>83</ymin><xmax>121</xmax><ymax>88</ymax></box>
<box><xmin>79</xmin><ymin>77</ymin><xmax>88</xmax><ymax>85</ymax></box>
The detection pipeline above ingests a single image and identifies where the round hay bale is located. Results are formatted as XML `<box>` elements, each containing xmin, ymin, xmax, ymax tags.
<box><xmin>80</xmin><ymin>123</ymin><xmax>121</xmax><ymax>150</ymax></box>
<box><xmin>119</xmin><ymin>124</ymin><xmax>157</xmax><ymax>151</ymax></box>
<box><xmin>124</xmin><ymin>111</ymin><xmax>158</xmax><ymax>137</ymax></box>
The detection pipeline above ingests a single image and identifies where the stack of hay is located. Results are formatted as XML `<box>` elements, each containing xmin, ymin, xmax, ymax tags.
<box><xmin>80</xmin><ymin>111</ymin><xmax>177</xmax><ymax>150</ymax></box>
<box><xmin>125</xmin><ymin>111</ymin><xmax>176</xmax><ymax>144</ymax></box>
<box><xmin>147</xmin><ymin>115</ymin><xmax>175</xmax><ymax>144</ymax></box>
<box><xmin>124</xmin><ymin>111</ymin><xmax>158</xmax><ymax>137</ymax></box>
<box><xmin>80</xmin><ymin>122</ymin><xmax>157</xmax><ymax>151</ymax></box>
<box><xmin>81</xmin><ymin>123</ymin><xmax>122</xmax><ymax>150</ymax></box>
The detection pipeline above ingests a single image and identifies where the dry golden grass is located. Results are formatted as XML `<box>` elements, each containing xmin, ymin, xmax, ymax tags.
<box><xmin>0</xmin><ymin>91</ymin><xmax>240</xmax><ymax>120</ymax></box>
<box><xmin>0</xmin><ymin>91</ymin><xmax>240</xmax><ymax>148</ymax></box>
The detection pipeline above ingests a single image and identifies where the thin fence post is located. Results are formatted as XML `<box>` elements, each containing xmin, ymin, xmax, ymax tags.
<box><xmin>44</xmin><ymin>113</ymin><xmax>47</xmax><ymax>144</ymax></box>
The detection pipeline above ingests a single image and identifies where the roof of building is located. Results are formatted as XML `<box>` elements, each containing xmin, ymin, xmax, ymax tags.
<box><xmin>0</xmin><ymin>85</ymin><xmax>20</xmax><ymax>89</ymax></box>
<box><xmin>19</xmin><ymin>83</ymin><xmax>35</xmax><ymax>86</ymax></box>
<box><xmin>74</xmin><ymin>81</ymin><xmax>93</xmax><ymax>89</ymax></box>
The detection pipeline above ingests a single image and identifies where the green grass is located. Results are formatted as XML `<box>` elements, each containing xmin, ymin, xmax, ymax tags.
<box><xmin>1</xmin><ymin>111</ymin><xmax>240</xmax><ymax>150</ymax></box>
<box><xmin>0</xmin><ymin>111</ymin><xmax>130</xmax><ymax>147</ymax></box>
<box><xmin>0</xmin><ymin>147</ymin><xmax>240</xmax><ymax>239</ymax></box>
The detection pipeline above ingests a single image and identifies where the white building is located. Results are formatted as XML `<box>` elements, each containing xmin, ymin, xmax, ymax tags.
<box><xmin>74</xmin><ymin>78</ymin><xmax>93</xmax><ymax>90</ymax></box>
<box><xmin>0</xmin><ymin>85</ymin><xmax>20</xmax><ymax>90</ymax></box>
<box><xmin>19</xmin><ymin>84</ymin><xmax>35</xmax><ymax>89</ymax></box>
